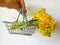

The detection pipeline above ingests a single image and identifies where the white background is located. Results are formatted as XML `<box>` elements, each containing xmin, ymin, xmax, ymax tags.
<box><xmin>0</xmin><ymin>0</ymin><xmax>60</xmax><ymax>45</ymax></box>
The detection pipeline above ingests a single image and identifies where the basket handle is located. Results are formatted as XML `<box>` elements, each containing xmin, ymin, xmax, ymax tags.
<box><xmin>16</xmin><ymin>12</ymin><xmax>20</xmax><ymax>22</ymax></box>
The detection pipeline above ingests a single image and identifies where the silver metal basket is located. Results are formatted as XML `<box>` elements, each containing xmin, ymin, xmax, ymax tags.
<box><xmin>3</xmin><ymin>21</ymin><xmax>36</xmax><ymax>36</ymax></box>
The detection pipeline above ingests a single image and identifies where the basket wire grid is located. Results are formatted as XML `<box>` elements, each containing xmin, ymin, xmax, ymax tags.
<box><xmin>3</xmin><ymin>21</ymin><xmax>36</xmax><ymax>36</ymax></box>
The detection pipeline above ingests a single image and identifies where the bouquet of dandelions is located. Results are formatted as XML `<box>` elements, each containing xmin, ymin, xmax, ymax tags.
<box><xmin>32</xmin><ymin>8</ymin><xmax>56</xmax><ymax>37</ymax></box>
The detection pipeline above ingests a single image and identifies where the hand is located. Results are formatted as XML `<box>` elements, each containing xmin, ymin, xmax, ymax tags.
<box><xmin>0</xmin><ymin>0</ymin><xmax>19</xmax><ymax>10</ymax></box>
<box><xmin>18</xmin><ymin>0</ymin><xmax>27</xmax><ymax>13</ymax></box>
<box><xmin>0</xmin><ymin>0</ymin><xmax>27</xmax><ymax>12</ymax></box>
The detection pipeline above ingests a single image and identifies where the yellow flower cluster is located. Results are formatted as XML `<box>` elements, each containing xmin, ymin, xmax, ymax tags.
<box><xmin>33</xmin><ymin>8</ymin><xmax>56</xmax><ymax>37</ymax></box>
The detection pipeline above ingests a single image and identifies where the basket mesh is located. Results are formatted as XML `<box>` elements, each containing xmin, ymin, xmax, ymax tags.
<box><xmin>3</xmin><ymin>21</ymin><xmax>36</xmax><ymax>35</ymax></box>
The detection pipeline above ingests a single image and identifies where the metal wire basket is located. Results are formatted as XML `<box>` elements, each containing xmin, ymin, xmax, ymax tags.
<box><xmin>3</xmin><ymin>21</ymin><xmax>36</xmax><ymax>36</ymax></box>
